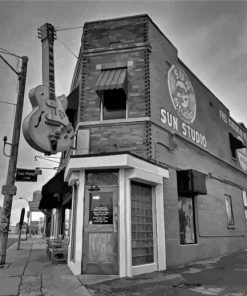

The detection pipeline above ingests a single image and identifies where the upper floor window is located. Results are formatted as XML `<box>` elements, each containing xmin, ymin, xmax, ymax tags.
<box><xmin>229</xmin><ymin>133</ymin><xmax>245</xmax><ymax>159</ymax></box>
<box><xmin>96</xmin><ymin>68</ymin><xmax>127</xmax><ymax>120</ymax></box>
<box><xmin>103</xmin><ymin>89</ymin><xmax>126</xmax><ymax>120</ymax></box>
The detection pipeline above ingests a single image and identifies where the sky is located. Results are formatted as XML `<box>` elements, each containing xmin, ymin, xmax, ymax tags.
<box><xmin>0</xmin><ymin>0</ymin><xmax>247</xmax><ymax>224</ymax></box>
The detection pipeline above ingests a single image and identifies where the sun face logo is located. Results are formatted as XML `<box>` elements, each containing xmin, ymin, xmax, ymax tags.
<box><xmin>168</xmin><ymin>65</ymin><xmax>196</xmax><ymax>124</ymax></box>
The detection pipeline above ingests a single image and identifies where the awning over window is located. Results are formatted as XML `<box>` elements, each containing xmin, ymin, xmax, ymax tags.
<box><xmin>96</xmin><ymin>68</ymin><xmax>127</xmax><ymax>94</ymax></box>
<box><xmin>39</xmin><ymin>170</ymin><xmax>71</xmax><ymax>210</ymax></box>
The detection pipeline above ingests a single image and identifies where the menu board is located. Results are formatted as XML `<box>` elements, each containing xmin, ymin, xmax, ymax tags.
<box><xmin>89</xmin><ymin>192</ymin><xmax>113</xmax><ymax>224</ymax></box>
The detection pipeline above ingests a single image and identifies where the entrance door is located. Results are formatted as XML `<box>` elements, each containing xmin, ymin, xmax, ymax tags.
<box><xmin>82</xmin><ymin>186</ymin><xmax>118</xmax><ymax>274</ymax></box>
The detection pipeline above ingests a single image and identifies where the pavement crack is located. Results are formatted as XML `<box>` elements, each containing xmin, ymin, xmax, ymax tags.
<box><xmin>40</xmin><ymin>274</ymin><xmax>44</xmax><ymax>295</ymax></box>
<box><xmin>18</xmin><ymin>275</ymin><xmax>23</xmax><ymax>296</ymax></box>
<box><xmin>22</xmin><ymin>242</ymin><xmax>33</xmax><ymax>276</ymax></box>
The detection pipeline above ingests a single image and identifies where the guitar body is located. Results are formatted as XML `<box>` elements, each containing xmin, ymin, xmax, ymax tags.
<box><xmin>23</xmin><ymin>85</ymin><xmax>74</xmax><ymax>153</ymax></box>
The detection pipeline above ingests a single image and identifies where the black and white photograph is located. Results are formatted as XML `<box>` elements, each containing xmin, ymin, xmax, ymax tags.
<box><xmin>0</xmin><ymin>1</ymin><xmax>247</xmax><ymax>295</ymax></box>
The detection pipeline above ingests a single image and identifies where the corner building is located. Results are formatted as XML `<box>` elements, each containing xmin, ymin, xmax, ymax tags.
<box><xmin>47</xmin><ymin>14</ymin><xmax>247</xmax><ymax>277</ymax></box>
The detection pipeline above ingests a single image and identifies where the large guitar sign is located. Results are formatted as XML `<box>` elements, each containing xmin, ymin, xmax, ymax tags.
<box><xmin>23</xmin><ymin>23</ymin><xmax>75</xmax><ymax>154</ymax></box>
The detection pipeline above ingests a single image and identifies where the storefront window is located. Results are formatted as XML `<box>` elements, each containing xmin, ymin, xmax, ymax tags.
<box><xmin>70</xmin><ymin>184</ymin><xmax>78</xmax><ymax>262</ymax></box>
<box><xmin>178</xmin><ymin>196</ymin><xmax>196</xmax><ymax>245</ymax></box>
<box><xmin>131</xmin><ymin>181</ymin><xmax>154</xmax><ymax>266</ymax></box>
<box><xmin>225</xmin><ymin>195</ymin><xmax>234</xmax><ymax>226</ymax></box>
<box><xmin>242</xmin><ymin>191</ymin><xmax>247</xmax><ymax>220</ymax></box>
<box><xmin>64</xmin><ymin>209</ymin><xmax>70</xmax><ymax>237</ymax></box>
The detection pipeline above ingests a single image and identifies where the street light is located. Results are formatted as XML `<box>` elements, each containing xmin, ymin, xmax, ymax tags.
<box><xmin>19</xmin><ymin>197</ymin><xmax>30</xmax><ymax>240</ymax></box>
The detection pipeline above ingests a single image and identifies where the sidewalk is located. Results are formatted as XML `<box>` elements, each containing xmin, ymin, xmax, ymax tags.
<box><xmin>1</xmin><ymin>238</ymin><xmax>247</xmax><ymax>296</ymax></box>
<box><xmin>0</xmin><ymin>238</ymin><xmax>91</xmax><ymax>296</ymax></box>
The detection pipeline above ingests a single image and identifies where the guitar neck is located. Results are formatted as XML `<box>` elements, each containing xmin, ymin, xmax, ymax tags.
<box><xmin>48</xmin><ymin>41</ymin><xmax>55</xmax><ymax>100</ymax></box>
<box><xmin>39</xmin><ymin>23</ymin><xmax>56</xmax><ymax>100</ymax></box>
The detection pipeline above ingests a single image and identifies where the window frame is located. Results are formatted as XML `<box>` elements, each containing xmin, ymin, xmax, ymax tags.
<box><xmin>224</xmin><ymin>194</ymin><xmax>235</xmax><ymax>228</ymax></box>
<box><xmin>100</xmin><ymin>89</ymin><xmax>128</xmax><ymax>121</ymax></box>
<box><xmin>229</xmin><ymin>132</ymin><xmax>245</xmax><ymax>160</ymax></box>
<box><xmin>242</xmin><ymin>191</ymin><xmax>247</xmax><ymax>221</ymax></box>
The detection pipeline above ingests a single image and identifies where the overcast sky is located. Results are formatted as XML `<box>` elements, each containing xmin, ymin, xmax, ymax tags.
<box><xmin>0</xmin><ymin>0</ymin><xmax>246</xmax><ymax>224</ymax></box>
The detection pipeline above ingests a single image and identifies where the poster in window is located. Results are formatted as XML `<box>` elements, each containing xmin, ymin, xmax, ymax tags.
<box><xmin>89</xmin><ymin>192</ymin><xmax>113</xmax><ymax>224</ymax></box>
<box><xmin>178</xmin><ymin>197</ymin><xmax>196</xmax><ymax>244</ymax></box>
<box><xmin>225</xmin><ymin>195</ymin><xmax>234</xmax><ymax>225</ymax></box>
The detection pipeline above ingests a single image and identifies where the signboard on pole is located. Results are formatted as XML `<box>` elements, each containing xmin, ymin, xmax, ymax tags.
<box><xmin>29</xmin><ymin>201</ymin><xmax>40</xmax><ymax>212</ymax></box>
<box><xmin>16</xmin><ymin>169</ymin><xmax>37</xmax><ymax>182</ymax></box>
<box><xmin>1</xmin><ymin>185</ymin><xmax>17</xmax><ymax>195</ymax></box>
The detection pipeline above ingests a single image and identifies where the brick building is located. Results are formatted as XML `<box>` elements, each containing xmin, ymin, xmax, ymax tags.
<box><xmin>40</xmin><ymin>14</ymin><xmax>247</xmax><ymax>277</ymax></box>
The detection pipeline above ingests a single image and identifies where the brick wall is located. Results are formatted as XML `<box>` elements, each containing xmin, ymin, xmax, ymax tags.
<box><xmin>152</xmin><ymin>124</ymin><xmax>247</xmax><ymax>266</ymax></box>
<box><xmin>79</xmin><ymin>121</ymin><xmax>151</xmax><ymax>159</ymax></box>
<box><xmin>74</xmin><ymin>14</ymin><xmax>247</xmax><ymax>266</ymax></box>
<box><xmin>79</xmin><ymin>50</ymin><xmax>150</xmax><ymax>122</ymax></box>
<box><xmin>83</xmin><ymin>15</ymin><xmax>148</xmax><ymax>50</ymax></box>
<box><xmin>78</xmin><ymin>15</ymin><xmax>152</xmax><ymax>158</ymax></box>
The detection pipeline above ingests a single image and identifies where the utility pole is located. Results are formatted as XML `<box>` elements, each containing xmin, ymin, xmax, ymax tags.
<box><xmin>0</xmin><ymin>56</ymin><xmax>28</xmax><ymax>265</ymax></box>
<box><xmin>16</xmin><ymin>208</ymin><xmax>25</xmax><ymax>250</ymax></box>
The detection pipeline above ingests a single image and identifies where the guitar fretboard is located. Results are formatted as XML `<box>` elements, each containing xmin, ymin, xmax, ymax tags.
<box><xmin>39</xmin><ymin>23</ymin><xmax>56</xmax><ymax>101</ymax></box>
<box><xmin>48</xmin><ymin>41</ymin><xmax>55</xmax><ymax>100</ymax></box>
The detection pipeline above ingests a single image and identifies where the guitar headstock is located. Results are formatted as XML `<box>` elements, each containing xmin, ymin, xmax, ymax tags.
<box><xmin>37</xmin><ymin>23</ymin><xmax>57</xmax><ymax>43</ymax></box>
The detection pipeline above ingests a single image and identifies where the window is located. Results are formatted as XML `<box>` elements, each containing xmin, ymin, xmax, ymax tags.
<box><xmin>224</xmin><ymin>195</ymin><xmax>234</xmax><ymax>226</ymax></box>
<box><xmin>64</xmin><ymin>209</ymin><xmax>70</xmax><ymax>237</ymax></box>
<box><xmin>102</xmin><ymin>89</ymin><xmax>126</xmax><ymax>120</ymax></box>
<box><xmin>229</xmin><ymin>133</ymin><xmax>245</xmax><ymax>159</ymax></box>
<box><xmin>242</xmin><ymin>191</ymin><xmax>247</xmax><ymax>220</ymax></box>
<box><xmin>70</xmin><ymin>183</ymin><xmax>78</xmax><ymax>262</ymax></box>
<box><xmin>178</xmin><ymin>196</ymin><xmax>196</xmax><ymax>245</ymax></box>
<box><xmin>96</xmin><ymin>68</ymin><xmax>128</xmax><ymax>120</ymax></box>
<box><xmin>131</xmin><ymin>181</ymin><xmax>154</xmax><ymax>266</ymax></box>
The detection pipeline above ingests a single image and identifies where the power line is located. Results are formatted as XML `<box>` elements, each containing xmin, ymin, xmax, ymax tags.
<box><xmin>0</xmin><ymin>48</ymin><xmax>22</xmax><ymax>59</ymax></box>
<box><xmin>0</xmin><ymin>100</ymin><xmax>16</xmax><ymax>106</ymax></box>
<box><xmin>56</xmin><ymin>37</ymin><xmax>78</xmax><ymax>59</ymax></box>
<box><xmin>55</xmin><ymin>26</ymin><xmax>83</xmax><ymax>32</ymax></box>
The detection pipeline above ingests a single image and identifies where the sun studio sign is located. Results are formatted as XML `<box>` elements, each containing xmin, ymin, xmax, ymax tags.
<box><xmin>161</xmin><ymin>64</ymin><xmax>207</xmax><ymax>148</ymax></box>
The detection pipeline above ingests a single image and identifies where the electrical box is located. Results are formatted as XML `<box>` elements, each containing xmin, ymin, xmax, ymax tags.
<box><xmin>177</xmin><ymin>169</ymin><xmax>207</xmax><ymax>196</ymax></box>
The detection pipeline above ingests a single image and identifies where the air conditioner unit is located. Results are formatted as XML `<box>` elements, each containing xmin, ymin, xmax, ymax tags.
<box><xmin>177</xmin><ymin>169</ymin><xmax>207</xmax><ymax>196</ymax></box>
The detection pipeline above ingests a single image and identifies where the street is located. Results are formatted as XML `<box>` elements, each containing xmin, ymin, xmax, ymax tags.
<box><xmin>85</xmin><ymin>250</ymin><xmax>247</xmax><ymax>296</ymax></box>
